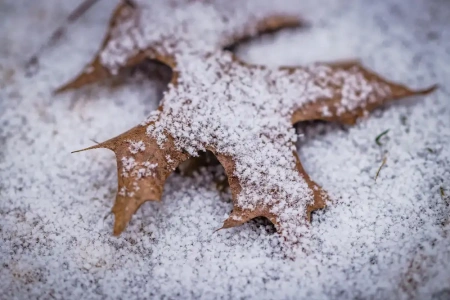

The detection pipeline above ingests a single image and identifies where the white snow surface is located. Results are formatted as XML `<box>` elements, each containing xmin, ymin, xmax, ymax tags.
<box><xmin>102</xmin><ymin>0</ymin><xmax>403</xmax><ymax>242</ymax></box>
<box><xmin>1</xmin><ymin>0</ymin><xmax>449</xmax><ymax>299</ymax></box>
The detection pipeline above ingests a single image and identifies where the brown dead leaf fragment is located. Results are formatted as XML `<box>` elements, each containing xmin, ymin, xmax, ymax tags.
<box><xmin>62</xmin><ymin>0</ymin><xmax>435</xmax><ymax>240</ymax></box>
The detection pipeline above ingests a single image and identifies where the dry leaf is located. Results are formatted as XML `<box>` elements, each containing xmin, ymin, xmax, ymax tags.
<box><xmin>61</xmin><ymin>0</ymin><xmax>435</xmax><ymax>240</ymax></box>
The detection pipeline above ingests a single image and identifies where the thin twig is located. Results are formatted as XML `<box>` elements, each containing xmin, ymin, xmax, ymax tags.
<box><xmin>24</xmin><ymin>0</ymin><xmax>101</xmax><ymax>77</ymax></box>
<box><xmin>375</xmin><ymin>156</ymin><xmax>387</xmax><ymax>181</ymax></box>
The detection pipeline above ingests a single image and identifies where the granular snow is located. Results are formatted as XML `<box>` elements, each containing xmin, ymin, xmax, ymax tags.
<box><xmin>97</xmin><ymin>0</ymin><xmax>416</xmax><ymax>241</ymax></box>
<box><xmin>0</xmin><ymin>0</ymin><xmax>449</xmax><ymax>299</ymax></box>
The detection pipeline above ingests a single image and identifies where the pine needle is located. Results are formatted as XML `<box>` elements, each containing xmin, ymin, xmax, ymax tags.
<box><xmin>375</xmin><ymin>130</ymin><xmax>390</xmax><ymax>146</ymax></box>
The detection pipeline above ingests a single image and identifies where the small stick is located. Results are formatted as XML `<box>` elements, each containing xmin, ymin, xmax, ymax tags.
<box><xmin>24</xmin><ymin>0</ymin><xmax>101</xmax><ymax>77</ymax></box>
<box><xmin>375</xmin><ymin>156</ymin><xmax>387</xmax><ymax>181</ymax></box>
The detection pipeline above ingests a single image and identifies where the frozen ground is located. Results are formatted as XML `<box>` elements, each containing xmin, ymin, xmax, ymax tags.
<box><xmin>1</xmin><ymin>0</ymin><xmax>449</xmax><ymax>299</ymax></box>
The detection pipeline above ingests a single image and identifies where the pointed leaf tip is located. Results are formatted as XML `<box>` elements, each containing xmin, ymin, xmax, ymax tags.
<box><xmin>394</xmin><ymin>83</ymin><xmax>438</xmax><ymax>99</ymax></box>
<box><xmin>213</xmin><ymin>227</ymin><xmax>224</xmax><ymax>233</ymax></box>
<box><xmin>417</xmin><ymin>84</ymin><xmax>438</xmax><ymax>95</ymax></box>
<box><xmin>71</xmin><ymin>144</ymin><xmax>103</xmax><ymax>154</ymax></box>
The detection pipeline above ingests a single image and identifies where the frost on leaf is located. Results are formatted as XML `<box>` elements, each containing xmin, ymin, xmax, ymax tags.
<box><xmin>61</xmin><ymin>0</ymin><xmax>435</xmax><ymax>239</ymax></box>
<box><xmin>73</xmin><ymin>125</ymin><xmax>190</xmax><ymax>235</ymax></box>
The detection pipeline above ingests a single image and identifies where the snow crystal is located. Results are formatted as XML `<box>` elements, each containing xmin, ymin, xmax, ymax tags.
<box><xmin>127</xmin><ymin>140</ymin><xmax>146</xmax><ymax>154</ymax></box>
<box><xmin>121</xmin><ymin>156</ymin><xmax>137</xmax><ymax>177</ymax></box>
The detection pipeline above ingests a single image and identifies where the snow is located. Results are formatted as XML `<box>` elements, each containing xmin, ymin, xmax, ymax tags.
<box><xmin>1</xmin><ymin>0</ymin><xmax>449</xmax><ymax>299</ymax></box>
<box><xmin>100</xmin><ymin>0</ymin><xmax>304</xmax><ymax>72</ymax></box>
<box><xmin>100</xmin><ymin>0</ymin><xmax>414</xmax><ymax>241</ymax></box>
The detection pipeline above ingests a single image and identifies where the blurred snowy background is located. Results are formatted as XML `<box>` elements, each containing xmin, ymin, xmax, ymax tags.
<box><xmin>1</xmin><ymin>0</ymin><xmax>449</xmax><ymax>299</ymax></box>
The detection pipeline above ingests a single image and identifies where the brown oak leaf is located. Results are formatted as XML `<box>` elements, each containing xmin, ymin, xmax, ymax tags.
<box><xmin>61</xmin><ymin>0</ymin><xmax>435</xmax><ymax>240</ymax></box>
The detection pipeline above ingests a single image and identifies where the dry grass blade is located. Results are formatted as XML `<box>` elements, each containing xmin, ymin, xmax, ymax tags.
<box><xmin>375</xmin><ymin>156</ymin><xmax>387</xmax><ymax>181</ymax></box>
